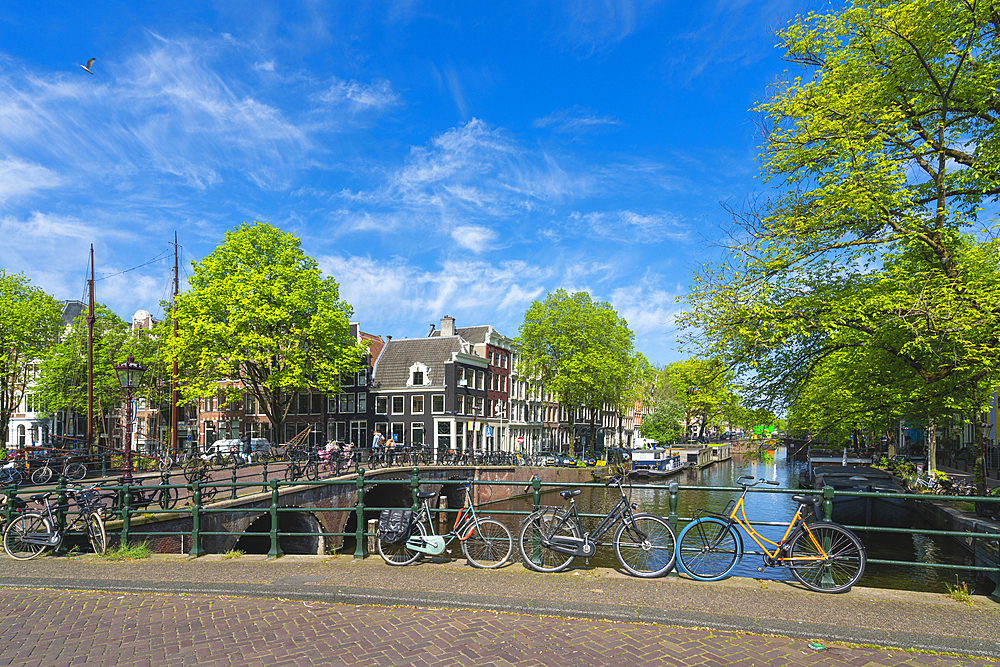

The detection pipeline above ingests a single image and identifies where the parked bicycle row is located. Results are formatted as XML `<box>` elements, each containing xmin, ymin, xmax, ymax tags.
<box><xmin>4</xmin><ymin>472</ymin><xmax>998</xmax><ymax>595</ymax></box>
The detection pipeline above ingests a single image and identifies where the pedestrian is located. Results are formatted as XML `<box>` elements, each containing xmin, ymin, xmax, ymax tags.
<box><xmin>240</xmin><ymin>432</ymin><xmax>252</xmax><ymax>461</ymax></box>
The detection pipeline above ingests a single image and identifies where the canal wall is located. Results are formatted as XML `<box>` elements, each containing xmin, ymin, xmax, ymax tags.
<box><xmin>913</xmin><ymin>498</ymin><xmax>1000</xmax><ymax>587</ymax></box>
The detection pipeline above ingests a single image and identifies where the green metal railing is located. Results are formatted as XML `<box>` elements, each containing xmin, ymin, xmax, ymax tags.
<box><xmin>2</xmin><ymin>468</ymin><xmax>998</xmax><ymax>599</ymax></box>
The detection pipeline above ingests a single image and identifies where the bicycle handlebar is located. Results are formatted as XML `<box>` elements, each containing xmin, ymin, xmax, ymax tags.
<box><xmin>738</xmin><ymin>476</ymin><xmax>780</xmax><ymax>487</ymax></box>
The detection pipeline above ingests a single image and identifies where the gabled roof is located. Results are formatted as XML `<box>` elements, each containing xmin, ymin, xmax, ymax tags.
<box><xmin>372</xmin><ymin>336</ymin><xmax>466</xmax><ymax>389</ymax></box>
<box><xmin>429</xmin><ymin>325</ymin><xmax>493</xmax><ymax>343</ymax></box>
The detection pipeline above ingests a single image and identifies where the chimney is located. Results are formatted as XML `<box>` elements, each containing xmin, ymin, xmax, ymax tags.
<box><xmin>440</xmin><ymin>316</ymin><xmax>455</xmax><ymax>337</ymax></box>
<box><xmin>427</xmin><ymin>323</ymin><xmax>436</xmax><ymax>337</ymax></box>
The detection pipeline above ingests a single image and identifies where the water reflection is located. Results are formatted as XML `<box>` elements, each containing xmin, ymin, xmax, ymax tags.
<box><xmin>487</xmin><ymin>449</ymin><xmax>986</xmax><ymax>594</ymax></box>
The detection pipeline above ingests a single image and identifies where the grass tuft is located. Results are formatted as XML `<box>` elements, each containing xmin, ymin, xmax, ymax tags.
<box><xmin>102</xmin><ymin>541</ymin><xmax>153</xmax><ymax>561</ymax></box>
<box><xmin>222</xmin><ymin>549</ymin><xmax>244</xmax><ymax>560</ymax></box>
<box><xmin>945</xmin><ymin>576</ymin><xmax>974</xmax><ymax>606</ymax></box>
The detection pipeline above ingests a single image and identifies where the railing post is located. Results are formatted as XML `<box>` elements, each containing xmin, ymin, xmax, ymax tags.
<box><xmin>101</xmin><ymin>453</ymin><xmax>107</xmax><ymax>478</ymax></box>
<box><xmin>668</xmin><ymin>481</ymin><xmax>679</xmax><ymax>531</ymax></box>
<box><xmin>411</xmin><ymin>467</ymin><xmax>421</xmax><ymax>510</ymax></box>
<box><xmin>55</xmin><ymin>476</ymin><xmax>68</xmax><ymax>533</ymax></box>
<box><xmin>231</xmin><ymin>461</ymin><xmax>238</xmax><ymax>500</ymax></box>
<box><xmin>2</xmin><ymin>485</ymin><xmax>15</xmax><ymax>526</ymax></box>
<box><xmin>268</xmin><ymin>479</ymin><xmax>283</xmax><ymax>559</ymax></box>
<box><xmin>188</xmin><ymin>481</ymin><xmax>205</xmax><ymax>557</ymax></box>
<box><xmin>262</xmin><ymin>459</ymin><xmax>269</xmax><ymax>493</ymax></box>
<box><xmin>822</xmin><ymin>485</ymin><xmax>835</xmax><ymax>522</ymax></box>
<box><xmin>121</xmin><ymin>478</ymin><xmax>132</xmax><ymax>547</ymax></box>
<box><xmin>531</xmin><ymin>475</ymin><xmax>542</xmax><ymax>510</ymax></box>
<box><xmin>354</xmin><ymin>467</ymin><xmax>366</xmax><ymax>558</ymax></box>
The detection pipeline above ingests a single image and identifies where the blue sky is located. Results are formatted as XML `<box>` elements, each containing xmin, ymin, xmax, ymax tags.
<box><xmin>0</xmin><ymin>0</ymin><xmax>822</xmax><ymax>365</ymax></box>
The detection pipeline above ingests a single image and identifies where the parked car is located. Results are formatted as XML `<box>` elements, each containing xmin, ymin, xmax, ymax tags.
<box><xmin>574</xmin><ymin>452</ymin><xmax>597</xmax><ymax>466</ymax></box>
<box><xmin>556</xmin><ymin>453</ymin><xmax>578</xmax><ymax>467</ymax></box>
<box><xmin>600</xmin><ymin>447</ymin><xmax>632</xmax><ymax>465</ymax></box>
<box><xmin>536</xmin><ymin>451</ymin><xmax>557</xmax><ymax>466</ymax></box>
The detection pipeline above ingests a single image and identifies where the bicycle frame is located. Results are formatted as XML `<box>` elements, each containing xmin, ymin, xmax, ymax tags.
<box><xmin>405</xmin><ymin>486</ymin><xmax>487</xmax><ymax>555</ymax></box>
<box><xmin>708</xmin><ymin>487</ymin><xmax>829</xmax><ymax>566</ymax></box>
<box><xmin>536</xmin><ymin>481</ymin><xmax>640</xmax><ymax>557</ymax></box>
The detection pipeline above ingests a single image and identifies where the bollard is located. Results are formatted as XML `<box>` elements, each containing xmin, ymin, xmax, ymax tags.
<box><xmin>231</xmin><ymin>461</ymin><xmax>238</xmax><ymax>500</ymax></box>
<box><xmin>101</xmin><ymin>454</ymin><xmax>107</xmax><ymax>479</ymax></box>
<box><xmin>2</xmin><ymin>485</ymin><xmax>16</xmax><ymax>526</ymax></box>
<box><xmin>367</xmin><ymin>519</ymin><xmax>378</xmax><ymax>553</ymax></box>
<box><xmin>262</xmin><ymin>459</ymin><xmax>269</xmax><ymax>493</ymax></box>
<box><xmin>268</xmin><ymin>479</ymin><xmax>282</xmax><ymax>559</ymax></box>
<box><xmin>353</xmin><ymin>467</ymin><xmax>366</xmax><ymax>558</ymax></box>
<box><xmin>531</xmin><ymin>475</ymin><xmax>542</xmax><ymax>510</ymax></box>
<box><xmin>188</xmin><ymin>481</ymin><xmax>205</xmax><ymax>557</ymax></box>
<box><xmin>410</xmin><ymin>467</ymin><xmax>421</xmax><ymax>510</ymax></box>
<box><xmin>668</xmin><ymin>481</ymin><xmax>679</xmax><ymax>531</ymax></box>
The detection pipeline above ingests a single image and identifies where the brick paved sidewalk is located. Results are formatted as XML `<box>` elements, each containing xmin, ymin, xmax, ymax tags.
<box><xmin>0</xmin><ymin>588</ymin><xmax>994</xmax><ymax>667</ymax></box>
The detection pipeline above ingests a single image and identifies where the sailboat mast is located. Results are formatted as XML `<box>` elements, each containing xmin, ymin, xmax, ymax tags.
<box><xmin>171</xmin><ymin>232</ymin><xmax>179</xmax><ymax>456</ymax></box>
<box><xmin>86</xmin><ymin>245</ymin><xmax>95</xmax><ymax>448</ymax></box>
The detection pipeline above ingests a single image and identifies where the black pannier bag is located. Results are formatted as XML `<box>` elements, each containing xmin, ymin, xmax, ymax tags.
<box><xmin>378</xmin><ymin>508</ymin><xmax>414</xmax><ymax>544</ymax></box>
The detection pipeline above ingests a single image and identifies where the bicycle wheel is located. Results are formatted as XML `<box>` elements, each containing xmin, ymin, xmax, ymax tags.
<box><xmin>183</xmin><ymin>459</ymin><xmax>203</xmax><ymax>484</ymax></box>
<box><xmin>786</xmin><ymin>522</ymin><xmax>866</xmax><ymax>593</ymax></box>
<box><xmin>199</xmin><ymin>480</ymin><xmax>218</xmax><ymax>502</ymax></box>
<box><xmin>65</xmin><ymin>462</ymin><xmax>87</xmax><ymax>481</ymax></box>
<box><xmin>284</xmin><ymin>462</ymin><xmax>301</xmax><ymax>482</ymax></box>
<box><xmin>31</xmin><ymin>467</ymin><xmax>53</xmax><ymax>486</ymax></box>
<box><xmin>158</xmin><ymin>456</ymin><xmax>173</xmax><ymax>473</ymax></box>
<box><xmin>158</xmin><ymin>485</ymin><xmax>178</xmax><ymax>510</ymax></box>
<box><xmin>3</xmin><ymin>513</ymin><xmax>53</xmax><ymax>560</ymax></box>
<box><xmin>377</xmin><ymin>519</ymin><xmax>426</xmax><ymax>566</ymax></box>
<box><xmin>86</xmin><ymin>513</ymin><xmax>107</xmax><ymax>555</ymax></box>
<box><xmin>676</xmin><ymin>517</ymin><xmax>742</xmax><ymax>581</ymax></box>
<box><xmin>462</xmin><ymin>518</ymin><xmax>513</xmax><ymax>569</ymax></box>
<box><xmin>613</xmin><ymin>513</ymin><xmax>677</xmax><ymax>578</ymax></box>
<box><xmin>517</xmin><ymin>509</ymin><xmax>579</xmax><ymax>573</ymax></box>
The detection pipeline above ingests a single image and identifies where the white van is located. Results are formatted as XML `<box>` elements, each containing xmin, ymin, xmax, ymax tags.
<box><xmin>202</xmin><ymin>438</ymin><xmax>270</xmax><ymax>463</ymax></box>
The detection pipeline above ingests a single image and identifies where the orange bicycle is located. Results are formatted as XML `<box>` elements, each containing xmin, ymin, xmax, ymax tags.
<box><xmin>676</xmin><ymin>476</ymin><xmax>866</xmax><ymax>593</ymax></box>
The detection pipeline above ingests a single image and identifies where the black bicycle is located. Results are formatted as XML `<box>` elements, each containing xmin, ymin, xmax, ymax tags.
<box><xmin>517</xmin><ymin>473</ymin><xmax>677</xmax><ymax>577</ymax></box>
<box><xmin>126</xmin><ymin>476</ymin><xmax>179</xmax><ymax>511</ymax></box>
<box><xmin>3</xmin><ymin>482</ymin><xmax>108</xmax><ymax>559</ymax></box>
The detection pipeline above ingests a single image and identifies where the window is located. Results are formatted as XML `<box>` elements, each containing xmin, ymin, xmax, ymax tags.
<box><xmin>350</xmin><ymin>421</ymin><xmax>367</xmax><ymax>448</ymax></box>
<box><xmin>391</xmin><ymin>423</ymin><xmax>404</xmax><ymax>444</ymax></box>
<box><xmin>375</xmin><ymin>396</ymin><xmax>388</xmax><ymax>415</ymax></box>
<box><xmin>455</xmin><ymin>395</ymin><xmax>464</xmax><ymax>415</ymax></box>
<box><xmin>457</xmin><ymin>367</ymin><xmax>466</xmax><ymax>383</ymax></box>
<box><xmin>357</xmin><ymin>368</ymin><xmax>368</xmax><ymax>386</ymax></box>
<box><xmin>17</xmin><ymin>425</ymin><xmax>25</xmax><ymax>447</ymax></box>
<box><xmin>311</xmin><ymin>393</ymin><xmax>323</xmax><ymax>414</ymax></box>
<box><xmin>328</xmin><ymin>395</ymin><xmax>338</xmax><ymax>414</ymax></box>
<box><xmin>339</xmin><ymin>393</ymin><xmax>355</xmax><ymax>413</ymax></box>
<box><xmin>341</xmin><ymin>372</ymin><xmax>355</xmax><ymax>387</ymax></box>
<box><xmin>437</xmin><ymin>421</ymin><xmax>451</xmax><ymax>450</ymax></box>
<box><xmin>411</xmin><ymin>395</ymin><xmax>424</xmax><ymax>414</ymax></box>
<box><xmin>392</xmin><ymin>396</ymin><xmax>404</xmax><ymax>414</ymax></box>
<box><xmin>357</xmin><ymin>393</ymin><xmax>367</xmax><ymax>413</ymax></box>
<box><xmin>477</xmin><ymin>370</ymin><xmax>485</xmax><ymax>390</ymax></box>
<box><xmin>411</xmin><ymin>423</ymin><xmax>424</xmax><ymax>445</ymax></box>
<box><xmin>330</xmin><ymin>421</ymin><xmax>347</xmax><ymax>442</ymax></box>
<box><xmin>412</xmin><ymin>370</ymin><xmax>424</xmax><ymax>386</ymax></box>
<box><xmin>474</xmin><ymin>397</ymin><xmax>483</xmax><ymax>413</ymax></box>
<box><xmin>375</xmin><ymin>422</ymin><xmax>388</xmax><ymax>441</ymax></box>
<box><xmin>432</xmin><ymin>395</ymin><xmax>445</xmax><ymax>413</ymax></box>
<box><xmin>244</xmin><ymin>393</ymin><xmax>256</xmax><ymax>414</ymax></box>
<box><xmin>298</xmin><ymin>393</ymin><xmax>311</xmax><ymax>415</ymax></box>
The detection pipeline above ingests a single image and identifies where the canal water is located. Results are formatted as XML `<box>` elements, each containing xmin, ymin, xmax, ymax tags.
<box><xmin>488</xmin><ymin>448</ymin><xmax>987</xmax><ymax>594</ymax></box>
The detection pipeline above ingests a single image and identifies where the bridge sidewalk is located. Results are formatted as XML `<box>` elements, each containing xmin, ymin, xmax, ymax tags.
<box><xmin>0</xmin><ymin>553</ymin><xmax>997</xmax><ymax>659</ymax></box>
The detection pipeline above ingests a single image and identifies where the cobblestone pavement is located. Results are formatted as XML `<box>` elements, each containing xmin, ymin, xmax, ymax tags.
<box><xmin>1</xmin><ymin>588</ymin><xmax>994</xmax><ymax>667</ymax></box>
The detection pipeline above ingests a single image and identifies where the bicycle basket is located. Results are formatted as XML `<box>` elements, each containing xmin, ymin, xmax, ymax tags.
<box><xmin>73</xmin><ymin>489</ymin><xmax>104</xmax><ymax>513</ymax></box>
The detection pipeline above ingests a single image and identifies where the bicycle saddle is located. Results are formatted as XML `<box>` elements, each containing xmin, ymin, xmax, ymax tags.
<box><xmin>792</xmin><ymin>494</ymin><xmax>821</xmax><ymax>505</ymax></box>
<box><xmin>416</xmin><ymin>491</ymin><xmax>437</xmax><ymax>499</ymax></box>
<box><xmin>29</xmin><ymin>493</ymin><xmax>52</xmax><ymax>502</ymax></box>
<box><xmin>560</xmin><ymin>489</ymin><xmax>582</xmax><ymax>499</ymax></box>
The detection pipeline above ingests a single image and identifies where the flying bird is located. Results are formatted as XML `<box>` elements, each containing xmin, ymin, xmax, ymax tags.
<box><xmin>80</xmin><ymin>58</ymin><xmax>95</xmax><ymax>74</ymax></box>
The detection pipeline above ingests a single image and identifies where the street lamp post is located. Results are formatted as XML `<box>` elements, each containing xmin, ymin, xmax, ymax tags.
<box><xmin>114</xmin><ymin>354</ymin><xmax>146</xmax><ymax>481</ymax></box>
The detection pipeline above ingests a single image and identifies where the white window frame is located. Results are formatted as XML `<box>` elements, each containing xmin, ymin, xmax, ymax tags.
<box><xmin>391</xmin><ymin>395</ymin><xmax>404</xmax><ymax>415</ymax></box>
<box><xmin>432</xmin><ymin>394</ymin><xmax>445</xmax><ymax>414</ymax></box>
<box><xmin>411</xmin><ymin>395</ymin><xmax>424</xmax><ymax>414</ymax></box>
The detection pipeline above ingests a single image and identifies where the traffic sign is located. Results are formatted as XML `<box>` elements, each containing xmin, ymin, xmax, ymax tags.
<box><xmin>517</xmin><ymin>436</ymin><xmax>524</xmax><ymax>445</ymax></box>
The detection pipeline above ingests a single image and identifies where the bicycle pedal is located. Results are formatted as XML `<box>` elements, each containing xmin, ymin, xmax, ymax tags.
<box><xmin>756</xmin><ymin>566</ymin><xmax>766</xmax><ymax>573</ymax></box>
<box><xmin>446</xmin><ymin>549</ymin><xmax>452</xmax><ymax>554</ymax></box>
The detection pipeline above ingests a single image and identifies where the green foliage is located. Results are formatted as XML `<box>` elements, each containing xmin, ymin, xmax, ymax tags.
<box><xmin>515</xmin><ymin>289</ymin><xmax>649</xmax><ymax>454</ymax></box>
<box><xmin>945</xmin><ymin>576</ymin><xmax>974</xmax><ymax>606</ymax></box>
<box><xmin>33</xmin><ymin>304</ymin><xmax>136</xmax><ymax>446</ymax></box>
<box><xmin>639</xmin><ymin>398</ymin><xmax>685</xmax><ymax>443</ymax></box>
<box><xmin>102</xmin><ymin>540</ymin><xmax>152</xmax><ymax>561</ymax></box>
<box><xmin>680</xmin><ymin>0</ymin><xmax>1000</xmax><ymax>433</ymax></box>
<box><xmin>664</xmin><ymin>358</ymin><xmax>741</xmax><ymax>440</ymax></box>
<box><xmin>0</xmin><ymin>271</ymin><xmax>63</xmax><ymax>447</ymax></box>
<box><xmin>170</xmin><ymin>223</ymin><xmax>366</xmax><ymax>441</ymax></box>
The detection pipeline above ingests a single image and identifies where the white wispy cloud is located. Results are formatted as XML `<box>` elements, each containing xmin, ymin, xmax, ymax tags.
<box><xmin>570</xmin><ymin>210</ymin><xmax>689</xmax><ymax>242</ymax></box>
<box><xmin>556</xmin><ymin>0</ymin><xmax>662</xmax><ymax>57</ymax></box>
<box><xmin>452</xmin><ymin>225</ymin><xmax>496</xmax><ymax>252</ymax></box>
<box><xmin>533</xmin><ymin>107</ymin><xmax>620</xmax><ymax>135</ymax></box>
<box><xmin>319</xmin><ymin>77</ymin><xmax>400</xmax><ymax>109</ymax></box>
<box><xmin>0</xmin><ymin>158</ymin><xmax>62</xmax><ymax>205</ymax></box>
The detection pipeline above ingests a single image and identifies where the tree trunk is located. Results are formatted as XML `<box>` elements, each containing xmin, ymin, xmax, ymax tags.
<box><xmin>927</xmin><ymin>418</ymin><xmax>937</xmax><ymax>472</ymax></box>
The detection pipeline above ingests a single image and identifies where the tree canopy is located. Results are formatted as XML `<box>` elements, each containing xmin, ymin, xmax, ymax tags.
<box><xmin>515</xmin><ymin>289</ymin><xmax>649</xmax><ymax>453</ymax></box>
<box><xmin>170</xmin><ymin>222</ymin><xmax>366</xmax><ymax>443</ymax></box>
<box><xmin>0</xmin><ymin>271</ymin><xmax>62</xmax><ymax>450</ymax></box>
<box><xmin>680</xmin><ymin>0</ymin><xmax>1000</xmax><ymax>436</ymax></box>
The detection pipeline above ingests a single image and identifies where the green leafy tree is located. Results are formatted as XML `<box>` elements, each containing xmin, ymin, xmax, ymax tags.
<box><xmin>170</xmin><ymin>222</ymin><xmax>366</xmax><ymax>444</ymax></box>
<box><xmin>0</xmin><ymin>272</ymin><xmax>62</xmax><ymax>453</ymax></box>
<box><xmin>640</xmin><ymin>400</ymin><xmax>685</xmax><ymax>444</ymax></box>
<box><xmin>34</xmin><ymin>304</ymin><xmax>135</xmax><ymax>449</ymax></box>
<box><xmin>680</xmin><ymin>0</ymin><xmax>1000</xmax><ymax>442</ymax></box>
<box><xmin>516</xmin><ymin>289</ymin><xmax>648</xmax><ymax>456</ymax></box>
<box><xmin>666</xmin><ymin>358</ymin><xmax>741</xmax><ymax>441</ymax></box>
